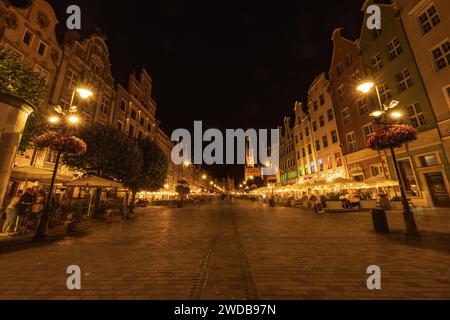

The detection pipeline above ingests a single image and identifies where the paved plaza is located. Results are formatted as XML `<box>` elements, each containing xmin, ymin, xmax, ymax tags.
<box><xmin>0</xmin><ymin>201</ymin><xmax>449</xmax><ymax>300</ymax></box>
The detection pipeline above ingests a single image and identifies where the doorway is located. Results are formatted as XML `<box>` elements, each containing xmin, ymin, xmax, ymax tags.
<box><xmin>425</xmin><ymin>172</ymin><xmax>450</xmax><ymax>207</ymax></box>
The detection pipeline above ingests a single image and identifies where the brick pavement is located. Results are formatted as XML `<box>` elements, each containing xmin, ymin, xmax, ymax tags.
<box><xmin>0</xmin><ymin>201</ymin><xmax>448</xmax><ymax>300</ymax></box>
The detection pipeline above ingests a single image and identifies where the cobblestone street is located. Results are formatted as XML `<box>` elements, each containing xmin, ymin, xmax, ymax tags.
<box><xmin>0</xmin><ymin>201</ymin><xmax>449</xmax><ymax>300</ymax></box>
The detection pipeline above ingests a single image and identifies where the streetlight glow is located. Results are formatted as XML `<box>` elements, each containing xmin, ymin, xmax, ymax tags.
<box><xmin>391</xmin><ymin>111</ymin><xmax>402</xmax><ymax>119</ymax></box>
<box><xmin>76</xmin><ymin>87</ymin><xmax>94</xmax><ymax>99</ymax></box>
<box><xmin>49</xmin><ymin>116</ymin><xmax>60</xmax><ymax>124</ymax></box>
<box><xmin>68</xmin><ymin>115</ymin><xmax>80</xmax><ymax>124</ymax></box>
<box><xmin>357</xmin><ymin>81</ymin><xmax>375</xmax><ymax>94</ymax></box>
<box><xmin>370</xmin><ymin>110</ymin><xmax>384</xmax><ymax>118</ymax></box>
<box><xmin>202</xmin><ymin>174</ymin><xmax>207</xmax><ymax>180</ymax></box>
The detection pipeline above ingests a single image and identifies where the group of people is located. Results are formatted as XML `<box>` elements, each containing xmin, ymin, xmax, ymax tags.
<box><xmin>1</xmin><ymin>188</ymin><xmax>46</xmax><ymax>235</ymax></box>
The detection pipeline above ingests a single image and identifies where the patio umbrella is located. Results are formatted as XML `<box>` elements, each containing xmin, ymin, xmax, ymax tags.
<box><xmin>10</xmin><ymin>166</ymin><xmax>74</xmax><ymax>184</ymax></box>
<box><xmin>64</xmin><ymin>176</ymin><xmax>124</xmax><ymax>188</ymax></box>
<box><xmin>364</xmin><ymin>177</ymin><xmax>399</xmax><ymax>188</ymax></box>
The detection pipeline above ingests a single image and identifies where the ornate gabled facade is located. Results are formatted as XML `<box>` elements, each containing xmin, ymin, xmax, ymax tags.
<box><xmin>278</xmin><ymin>116</ymin><xmax>297</xmax><ymax>184</ymax></box>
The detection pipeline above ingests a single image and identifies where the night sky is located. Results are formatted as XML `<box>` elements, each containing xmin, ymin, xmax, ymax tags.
<box><xmin>41</xmin><ymin>0</ymin><xmax>371</xmax><ymax>180</ymax></box>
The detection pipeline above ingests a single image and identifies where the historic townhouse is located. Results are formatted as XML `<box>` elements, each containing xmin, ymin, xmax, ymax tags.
<box><xmin>329</xmin><ymin>28</ymin><xmax>384</xmax><ymax>183</ymax></box>
<box><xmin>358</xmin><ymin>0</ymin><xmax>449</xmax><ymax>206</ymax></box>
<box><xmin>1</xmin><ymin>0</ymin><xmax>62</xmax><ymax>167</ymax></box>
<box><xmin>394</xmin><ymin>0</ymin><xmax>450</xmax><ymax>206</ymax></box>
<box><xmin>296</xmin><ymin>73</ymin><xmax>346</xmax><ymax>182</ymax></box>
<box><xmin>113</xmin><ymin>68</ymin><xmax>157</xmax><ymax>140</ymax></box>
<box><xmin>278</xmin><ymin>116</ymin><xmax>297</xmax><ymax>184</ymax></box>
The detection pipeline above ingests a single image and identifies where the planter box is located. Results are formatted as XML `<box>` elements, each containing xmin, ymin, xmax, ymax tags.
<box><xmin>327</xmin><ymin>201</ymin><xmax>343</xmax><ymax>210</ymax></box>
<box><xmin>68</xmin><ymin>221</ymin><xmax>91</xmax><ymax>233</ymax></box>
<box><xmin>391</xmin><ymin>201</ymin><xmax>403</xmax><ymax>210</ymax></box>
<box><xmin>47</xmin><ymin>224</ymin><xmax>67</xmax><ymax>237</ymax></box>
<box><xmin>360</xmin><ymin>200</ymin><xmax>378</xmax><ymax>209</ymax></box>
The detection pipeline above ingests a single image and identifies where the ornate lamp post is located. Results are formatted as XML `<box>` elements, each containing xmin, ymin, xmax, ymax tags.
<box><xmin>357</xmin><ymin>81</ymin><xmax>420</xmax><ymax>238</ymax></box>
<box><xmin>33</xmin><ymin>85</ymin><xmax>93</xmax><ymax>242</ymax></box>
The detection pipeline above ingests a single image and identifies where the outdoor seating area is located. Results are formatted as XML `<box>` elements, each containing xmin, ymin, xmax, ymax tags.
<box><xmin>250</xmin><ymin>177</ymin><xmax>403</xmax><ymax>212</ymax></box>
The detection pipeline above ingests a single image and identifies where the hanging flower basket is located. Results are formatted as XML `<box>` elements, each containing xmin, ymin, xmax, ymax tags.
<box><xmin>367</xmin><ymin>124</ymin><xmax>417</xmax><ymax>151</ymax></box>
<box><xmin>35</xmin><ymin>132</ymin><xmax>87</xmax><ymax>155</ymax></box>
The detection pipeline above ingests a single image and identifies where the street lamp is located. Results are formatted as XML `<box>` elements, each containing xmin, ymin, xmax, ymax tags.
<box><xmin>357</xmin><ymin>81</ymin><xmax>419</xmax><ymax>238</ymax></box>
<box><xmin>33</xmin><ymin>85</ymin><xmax>94</xmax><ymax>242</ymax></box>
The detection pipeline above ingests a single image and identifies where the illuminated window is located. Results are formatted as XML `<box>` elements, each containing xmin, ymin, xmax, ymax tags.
<box><xmin>370</xmin><ymin>164</ymin><xmax>384</xmax><ymax>177</ymax></box>
<box><xmin>335</xmin><ymin>152</ymin><xmax>342</xmax><ymax>167</ymax></box>
<box><xmin>419</xmin><ymin>154</ymin><xmax>439</xmax><ymax>167</ymax></box>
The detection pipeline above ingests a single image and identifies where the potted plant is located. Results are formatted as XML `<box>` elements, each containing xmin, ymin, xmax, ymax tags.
<box><xmin>390</xmin><ymin>196</ymin><xmax>403</xmax><ymax>210</ymax></box>
<box><xmin>326</xmin><ymin>193</ymin><xmax>343</xmax><ymax>210</ymax></box>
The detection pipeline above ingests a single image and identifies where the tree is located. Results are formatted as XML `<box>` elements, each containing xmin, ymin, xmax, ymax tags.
<box><xmin>124</xmin><ymin>137</ymin><xmax>168</xmax><ymax>207</ymax></box>
<box><xmin>63</xmin><ymin>124</ymin><xmax>142</xmax><ymax>214</ymax></box>
<box><xmin>0</xmin><ymin>47</ymin><xmax>48</xmax><ymax>151</ymax></box>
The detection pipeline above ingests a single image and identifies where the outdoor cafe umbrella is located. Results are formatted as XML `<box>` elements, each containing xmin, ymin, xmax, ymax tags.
<box><xmin>10</xmin><ymin>166</ymin><xmax>73</xmax><ymax>184</ymax></box>
<box><xmin>363</xmin><ymin>177</ymin><xmax>399</xmax><ymax>188</ymax></box>
<box><xmin>64</xmin><ymin>176</ymin><xmax>124</xmax><ymax>216</ymax></box>
<box><xmin>64</xmin><ymin>176</ymin><xmax>124</xmax><ymax>188</ymax></box>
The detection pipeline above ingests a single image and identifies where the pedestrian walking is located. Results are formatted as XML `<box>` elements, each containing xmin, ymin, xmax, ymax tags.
<box><xmin>2</xmin><ymin>191</ymin><xmax>22</xmax><ymax>235</ymax></box>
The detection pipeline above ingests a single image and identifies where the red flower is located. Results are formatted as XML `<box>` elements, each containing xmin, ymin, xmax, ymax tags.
<box><xmin>35</xmin><ymin>132</ymin><xmax>87</xmax><ymax>155</ymax></box>
<box><xmin>368</xmin><ymin>124</ymin><xmax>417</xmax><ymax>150</ymax></box>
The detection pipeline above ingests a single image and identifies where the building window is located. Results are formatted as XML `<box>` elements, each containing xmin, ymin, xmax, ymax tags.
<box><xmin>407</xmin><ymin>103</ymin><xmax>426</xmax><ymax>128</ymax></box>
<box><xmin>337</xmin><ymin>84</ymin><xmax>345</xmax><ymax>100</ymax></box>
<box><xmin>318</xmin><ymin>158</ymin><xmax>324</xmax><ymax>172</ymax></box>
<box><xmin>131</xmin><ymin>109</ymin><xmax>137</xmax><ymax>120</ymax></box>
<box><xmin>362</xmin><ymin>123</ymin><xmax>375</xmax><ymax>143</ymax></box>
<box><xmin>341</xmin><ymin>108</ymin><xmax>351</xmax><ymax>125</ymax></box>
<box><xmin>45</xmin><ymin>149</ymin><xmax>58</xmax><ymax>164</ymax></box>
<box><xmin>370</xmin><ymin>164</ymin><xmax>384</xmax><ymax>177</ymax></box>
<box><xmin>129</xmin><ymin>124</ymin><xmax>135</xmax><ymax>137</ymax></box>
<box><xmin>22</xmin><ymin>29</ymin><xmax>34</xmax><ymax>46</ymax></box>
<box><xmin>335</xmin><ymin>152</ymin><xmax>342</xmax><ymax>167</ymax></box>
<box><xmin>336</xmin><ymin>63</ymin><xmax>343</xmax><ymax>76</ymax></box>
<box><xmin>299</xmin><ymin>130</ymin><xmax>303</xmax><ymax>141</ymax></box>
<box><xmin>120</xmin><ymin>99</ymin><xmax>127</xmax><ymax>113</ymax></box>
<box><xmin>315</xmin><ymin>140</ymin><xmax>321</xmax><ymax>151</ymax></box>
<box><xmin>331</xmin><ymin>130</ymin><xmax>339</xmax><ymax>144</ymax></box>
<box><xmin>305</xmin><ymin>127</ymin><xmax>310</xmax><ymax>137</ymax></box>
<box><xmin>319</xmin><ymin>116</ymin><xmax>325</xmax><ymax>127</ymax></box>
<box><xmin>370</xmin><ymin>53</ymin><xmax>383</xmax><ymax>72</ymax></box>
<box><xmin>327</xmin><ymin>108</ymin><xmax>334</xmax><ymax>122</ymax></box>
<box><xmin>357</xmin><ymin>99</ymin><xmax>368</xmax><ymax>116</ymax></box>
<box><xmin>37</xmin><ymin>41</ymin><xmax>47</xmax><ymax>57</ymax></box>
<box><xmin>345</xmin><ymin>54</ymin><xmax>353</xmax><ymax>67</ymax></box>
<box><xmin>140</xmin><ymin>117</ymin><xmax>145</xmax><ymax>126</ymax></box>
<box><xmin>371</xmin><ymin>29</ymin><xmax>381</xmax><ymax>40</ymax></box>
<box><xmin>431</xmin><ymin>40</ymin><xmax>450</xmax><ymax>71</ymax></box>
<box><xmin>117</xmin><ymin>120</ymin><xmax>124</xmax><ymax>130</ymax></box>
<box><xmin>346</xmin><ymin>132</ymin><xmax>357</xmax><ymax>152</ymax></box>
<box><xmin>387</xmin><ymin>37</ymin><xmax>402</xmax><ymax>60</ymax></box>
<box><xmin>322</xmin><ymin>135</ymin><xmax>329</xmax><ymax>148</ymax></box>
<box><xmin>313</xmin><ymin>100</ymin><xmax>319</xmax><ymax>111</ymax></box>
<box><xmin>319</xmin><ymin>94</ymin><xmax>325</xmax><ymax>106</ymax></box>
<box><xmin>64</xmin><ymin>69</ymin><xmax>78</xmax><ymax>91</ymax></box>
<box><xmin>379</xmin><ymin>83</ymin><xmax>392</xmax><ymax>103</ymax></box>
<box><xmin>302</xmin><ymin>147</ymin><xmax>306</xmax><ymax>158</ymax></box>
<box><xmin>307</xmin><ymin>144</ymin><xmax>312</xmax><ymax>155</ymax></box>
<box><xmin>101</xmin><ymin>97</ymin><xmax>111</xmax><ymax>115</ymax></box>
<box><xmin>351</xmin><ymin>69</ymin><xmax>361</xmax><ymax>84</ymax></box>
<box><xmin>419</xmin><ymin>154</ymin><xmax>439</xmax><ymax>168</ymax></box>
<box><xmin>396</xmin><ymin>68</ymin><xmax>413</xmax><ymax>92</ymax></box>
<box><xmin>398</xmin><ymin>160</ymin><xmax>419</xmax><ymax>197</ymax></box>
<box><xmin>312</xmin><ymin>121</ymin><xmax>318</xmax><ymax>132</ymax></box>
<box><xmin>418</xmin><ymin>4</ymin><xmax>440</xmax><ymax>35</ymax></box>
